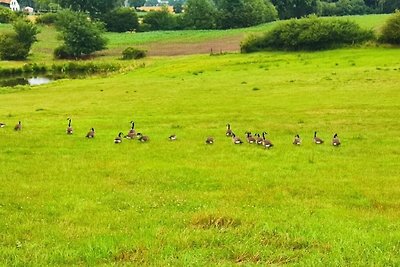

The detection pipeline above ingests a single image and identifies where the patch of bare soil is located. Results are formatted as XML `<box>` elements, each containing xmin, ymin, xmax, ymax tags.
<box><xmin>146</xmin><ymin>35</ymin><xmax>243</xmax><ymax>56</ymax></box>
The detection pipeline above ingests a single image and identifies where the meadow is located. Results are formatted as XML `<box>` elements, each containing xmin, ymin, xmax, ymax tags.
<box><xmin>0</xmin><ymin>14</ymin><xmax>400</xmax><ymax>266</ymax></box>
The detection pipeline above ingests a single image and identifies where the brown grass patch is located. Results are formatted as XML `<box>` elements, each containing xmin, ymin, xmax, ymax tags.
<box><xmin>191</xmin><ymin>213</ymin><xmax>241</xmax><ymax>229</ymax></box>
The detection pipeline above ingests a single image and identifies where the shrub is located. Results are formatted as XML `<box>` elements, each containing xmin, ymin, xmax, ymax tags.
<box><xmin>0</xmin><ymin>6</ymin><xmax>16</xmax><ymax>23</ymax></box>
<box><xmin>142</xmin><ymin>7</ymin><xmax>177</xmax><ymax>31</ymax></box>
<box><xmin>379</xmin><ymin>11</ymin><xmax>400</xmax><ymax>45</ymax></box>
<box><xmin>0</xmin><ymin>19</ymin><xmax>39</xmax><ymax>60</ymax></box>
<box><xmin>103</xmin><ymin>7</ymin><xmax>139</xmax><ymax>32</ymax></box>
<box><xmin>241</xmin><ymin>16</ymin><xmax>375</xmax><ymax>52</ymax></box>
<box><xmin>54</xmin><ymin>45</ymin><xmax>73</xmax><ymax>59</ymax></box>
<box><xmin>122</xmin><ymin>47</ymin><xmax>146</xmax><ymax>60</ymax></box>
<box><xmin>36</xmin><ymin>13</ymin><xmax>58</xmax><ymax>25</ymax></box>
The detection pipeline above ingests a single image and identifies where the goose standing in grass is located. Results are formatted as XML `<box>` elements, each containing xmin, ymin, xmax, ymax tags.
<box><xmin>255</xmin><ymin>133</ymin><xmax>263</xmax><ymax>145</ymax></box>
<box><xmin>14</xmin><ymin>121</ymin><xmax>22</xmax><ymax>131</ymax></box>
<box><xmin>262</xmin><ymin>132</ymin><xmax>273</xmax><ymax>148</ymax></box>
<box><xmin>125</xmin><ymin>121</ymin><xmax>136</xmax><ymax>139</ymax></box>
<box><xmin>231</xmin><ymin>133</ymin><xmax>243</xmax><ymax>144</ymax></box>
<box><xmin>86</xmin><ymin>128</ymin><xmax>95</xmax><ymax>138</ymax></box>
<box><xmin>0</xmin><ymin>122</ymin><xmax>5</xmax><ymax>128</ymax></box>
<box><xmin>66</xmin><ymin>118</ymin><xmax>73</xmax><ymax>135</ymax></box>
<box><xmin>293</xmin><ymin>134</ymin><xmax>301</xmax><ymax>145</ymax></box>
<box><xmin>245</xmin><ymin>132</ymin><xmax>256</xmax><ymax>144</ymax></box>
<box><xmin>332</xmin><ymin>133</ymin><xmax>341</xmax><ymax>146</ymax></box>
<box><xmin>313</xmin><ymin>131</ymin><xmax>324</xmax><ymax>144</ymax></box>
<box><xmin>114</xmin><ymin>132</ymin><xmax>123</xmax><ymax>144</ymax></box>
<box><xmin>137</xmin><ymin>133</ymin><xmax>149</xmax><ymax>142</ymax></box>
<box><xmin>226</xmin><ymin>123</ymin><xmax>233</xmax><ymax>137</ymax></box>
<box><xmin>205</xmin><ymin>137</ymin><xmax>214</xmax><ymax>144</ymax></box>
<box><xmin>169</xmin><ymin>134</ymin><xmax>177</xmax><ymax>141</ymax></box>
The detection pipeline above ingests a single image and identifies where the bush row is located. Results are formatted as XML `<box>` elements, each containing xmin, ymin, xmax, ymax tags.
<box><xmin>0</xmin><ymin>62</ymin><xmax>120</xmax><ymax>78</ymax></box>
<box><xmin>241</xmin><ymin>16</ymin><xmax>375</xmax><ymax>52</ymax></box>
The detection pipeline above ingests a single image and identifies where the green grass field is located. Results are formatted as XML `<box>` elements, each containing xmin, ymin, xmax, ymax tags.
<box><xmin>0</xmin><ymin>46</ymin><xmax>399</xmax><ymax>265</ymax></box>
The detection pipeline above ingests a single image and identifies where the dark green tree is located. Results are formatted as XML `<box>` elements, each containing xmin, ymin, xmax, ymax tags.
<box><xmin>379</xmin><ymin>10</ymin><xmax>400</xmax><ymax>43</ymax></box>
<box><xmin>0</xmin><ymin>19</ymin><xmax>39</xmax><ymax>60</ymax></box>
<box><xmin>142</xmin><ymin>7</ymin><xmax>177</xmax><ymax>30</ymax></box>
<box><xmin>271</xmin><ymin>0</ymin><xmax>319</xmax><ymax>19</ymax></box>
<box><xmin>379</xmin><ymin>0</ymin><xmax>400</xmax><ymax>13</ymax></box>
<box><xmin>103</xmin><ymin>7</ymin><xmax>139</xmax><ymax>32</ymax></box>
<box><xmin>57</xmin><ymin>0</ymin><xmax>123</xmax><ymax>18</ymax></box>
<box><xmin>55</xmin><ymin>10</ymin><xmax>107</xmax><ymax>58</ymax></box>
<box><xmin>128</xmin><ymin>0</ymin><xmax>146</xmax><ymax>9</ymax></box>
<box><xmin>183</xmin><ymin>0</ymin><xmax>217</xmax><ymax>29</ymax></box>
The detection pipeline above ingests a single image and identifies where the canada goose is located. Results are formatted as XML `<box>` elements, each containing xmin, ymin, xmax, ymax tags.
<box><xmin>231</xmin><ymin>133</ymin><xmax>243</xmax><ymax>144</ymax></box>
<box><xmin>205</xmin><ymin>136</ymin><xmax>214</xmax><ymax>144</ymax></box>
<box><xmin>114</xmin><ymin>132</ymin><xmax>123</xmax><ymax>144</ymax></box>
<box><xmin>14</xmin><ymin>121</ymin><xmax>21</xmax><ymax>131</ymax></box>
<box><xmin>255</xmin><ymin>133</ymin><xmax>263</xmax><ymax>145</ymax></box>
<box><xmin>332</xmin><ymin>133</ymin><xmax>341</xmax><ymax>146</ymax></box>
<box><xmin>293</xmin><ymin>134</ymin><xmax>301</xmax><ymax>145</ymax></box>
<box><xmin>124</xmin><ymin>121</ymin><xmax>136</xmax><ymax>139</ymax></box>
<box><xmin>169</xmin><ymin>134</ymin><xmax>177</xmax><ymax>141</ymax></box>
<box><xmin>0</xmin><ymin>122</ymin><xmax>5</xmax><ymax>128</ymax></box>
<box><xmin>66</xmin><ymin>118</ymin><xmax>73</xmax><ymax>134</ymax></box>
<box><xmin>129</xmin><ymin>121</ymin><xmax>136</xmax><ymax>134</ymax></box>
<box><xmin>226</xmin><ymin>123</ymin><xmax>233</xmax><ymax>137</ymax></box>
<box><xmin>137</xmin><ymin>133</ymin><xmax>149</xmax><ymax>142</ymax></box>
<box><xmin>245</xmin><ymin>132</ymin><xmax>256</xmax><ymax>144</ymax></box>
<box><xmin>313</xmin><ymin>131</ymin><xmax>324</xmax><ymax>144</ymax></box>
<box><xmin>262</xmin><ymin>132</ymin><xmax>273</xmax><ymax>148</ymax></box>
<box><xmin>86</xmin><ymin>128</ymin><xmax>95</xmax><ymax>138</ymax></box>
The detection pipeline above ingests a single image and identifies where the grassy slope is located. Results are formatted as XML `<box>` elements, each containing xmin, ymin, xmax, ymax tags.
<box><xmin>0</xmin><ymin>14</ymin><xmax>391</xmax><ymax>64</ymax></box>
<box><xmin>0</xmin><ymin>47</ymin><xmax>399</xmax><ymax>265</ymax></box>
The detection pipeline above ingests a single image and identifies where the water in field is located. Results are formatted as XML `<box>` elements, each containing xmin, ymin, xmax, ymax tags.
<box><xmin>0</xmin><ymin>76</ymin><xmax>54</xmax><ymax>87</ymax></box>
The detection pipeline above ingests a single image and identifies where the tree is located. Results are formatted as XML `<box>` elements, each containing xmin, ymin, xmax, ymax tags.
<box><xmin>128</xmin><ymin>0</ymin><xmax>146</xmax><ymax>9</ymax></box>
<box><xmin>103</xmin><ymin>7</ymin><xmax>139</xmax><ymax>32</ymax></box>
<box><xmin>57</xmin><ymin>0</ymin><xmax>123</xmax><ymax>18</ymax></box>
<box><xmin>54</xmin><ymin>10</ymin><xmax>107</xmax><ymax>58</ymax></box>
<box><xmin>142</xmin><ymin>7</ymin><xmax>177</xmax><ymax>30</ymax></box>
<box><xmin>379</xmin><ymin>10</ymin><xmax>400</xmax><ymax>44</ymax></box>
<box><xmin>0</xmin><ymin>19</ymin><xmax>39</xmax><ymax>60</ymax></box>
<box><xmin>183</xmin><ymin>0</ymin><xmax>217</xmax><ymax>29</ymax></box>
<box><xmin>379</xmin><ymin>0</ymin><xmax>400</xmax><ymax>13</ymax></box>
<box><xmin>271</xmin><ymin>0</ymin><xmax>319</xmax><ymax>19</ymax></box>
<box><xmin>173</xmin><ymin>2</ymin><xmax>183</xmax><ymax>13</ymax></box>
<box><xmin>0</xmin><ymin>6</ymin><xmax>17</xmax><ymax>23</ymax></box>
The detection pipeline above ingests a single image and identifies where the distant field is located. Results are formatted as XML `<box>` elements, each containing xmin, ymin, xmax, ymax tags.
<box><xmin>0</xmin><ymin>47</ymin><xmax>399</xmax><ymax>265</ymax></box>
<box><xmin>0</xmin><ymin>14</ymin><xmax>391</xmax><ymax>64</ymax></box>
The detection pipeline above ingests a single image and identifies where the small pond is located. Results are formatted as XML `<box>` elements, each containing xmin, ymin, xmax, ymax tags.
<box><xmin>0</xmin><ymin>75</ymin><xmax>61</xmax><ymax>87</ymax></box>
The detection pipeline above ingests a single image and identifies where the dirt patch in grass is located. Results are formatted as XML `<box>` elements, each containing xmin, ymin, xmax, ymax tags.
<box><xmin>147</xmin><ymin>35</ymin><xmax>243</xmax><ymax>56</ymax></box>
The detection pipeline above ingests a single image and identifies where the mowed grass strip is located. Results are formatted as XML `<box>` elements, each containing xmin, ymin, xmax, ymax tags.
<box><xmin>0</xmin><ymin>47</ymin><xmax>399</xmax><ymax>265</ymax></box>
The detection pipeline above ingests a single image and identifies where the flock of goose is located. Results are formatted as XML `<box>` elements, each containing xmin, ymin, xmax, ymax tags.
<box><xmin>0</xmin><ymin>120</ymin><xmax>341</xmax><ymax>147</ymax></box>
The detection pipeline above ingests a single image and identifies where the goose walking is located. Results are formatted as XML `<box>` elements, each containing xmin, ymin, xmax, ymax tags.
<box><xmin>232</xmin><ymin>133</ymin><xmax>243</xmax><ymax>144</ymax></box>
<box><xmin>332</xmin><ymin>133</ymin><xmax>341</xmax><ymax>146</ymax></box>
<box><xmin>313</xmin><ymin>131</ymin><xmax>324</xmax><ymax>144</ymax></box>
<box><xmin>293</xmin><ymin>134</ymin><xmax>301</xmax><ymax>145</ymax></box>
<box><xmin>226</xmin><ymin>123</ymin><xmax>233</xmax><ymax>137</ymax></box>
<box><xmin>0</xmin><ymin>122</ymin><xmax>5</xmax><ymax>128</ymax></box>
<box><xmin>14</xmin><ymin>121</ymin><xmax>22</xmax><ymax>131</ymax></box>
<box><xmin>86</xmin><ymin>128</ymin><xmax>95</xmax><ymax>138</ymax></box>
<box><xmin>262</xmin><ymin>132</ymin><xmax>273</xmax><ymax>148</ymax></box>
<box><xmin>114</xmin><ymin>132</ymin><xmax>123</xmax><ymax>144</ymax></box>
<box><xmin>66</xmin><ymin>118</ymin><xmax>73</xmax><ymax>134</ymax></box>
<box><xmin>245</xmin><ymin>132</ymin><xmax>256</xmax><ymax>144</ymax></box>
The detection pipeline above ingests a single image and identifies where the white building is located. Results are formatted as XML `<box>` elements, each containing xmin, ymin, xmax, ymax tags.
<box><xmin>0</xmin><ymin>0</ymin><xmax>20</xmax><ymax>11</ymax></box>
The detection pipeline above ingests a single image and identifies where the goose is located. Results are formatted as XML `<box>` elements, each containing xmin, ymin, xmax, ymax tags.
<box><xmin>226</xmin><ymin>123</ymin><xmax>233</xmax><ymax>137</ymax></box>
<box><xmin>262</xmin><ymin>132</ymin><xmax>273</xmax><ymax>148</ymax></box>
<box><xmin>137</xmin><ymin>133</ymin><xmax>149</xmax><ymax>142</ymax></box>
<box><xmin>255</xmin><ymin>133</ymin><xmax>263</xmax><ymax>145</ymax></box>
<box><xmin>231</xmin><ymin>133</ymin><xmax>243</xmax><ymax>144</ymax></box>
<box><xmin>293</xmin><ymin>134</ymin><xmax>301</xmax><ymax>145</ymax></box>
<box><xmin>124</xmin><ymin>121</ymin><xmax>137</xmax><ymax>139</ymax></box>
<box><xmin>86</xmin><ymin>128</ymin><xmax>95</xmax><ymax>138</ymax></box>
<box><xmin>205</xmin><ymin>136</ymin><xmax>214</xmax><ymax>144</ymax></box>
<box><xmin>245</xmin><ymin>132</ymin><xmax>256</xmax><ymax>144</ymax></box>
<box><xmin>66</xmin><ymin>118</ymin><xmax>73</xmax><ymax>134</ymax></box>
<box><xmin>332</xmin><ymin>133</ymin><xmax>341</xmax><ymax>146</ymax></box>
<box><xmin>313</xmin><ymin>131</ymin><xmax>324</xmax><ymax>144</ymax></box>
<box><xmin>114</xmin><ymin>132</ymin><xmax>123</xmax><ymax>144</ymax></box>
<box><xmin>168</xmin><ymin>134</ymin><xmax>177</xmax><ymax>141</ymax></box>
<box><xmin>0</xmin><ymin>122</ymin><xmax>5</xmax><ymax>128</ymax></box>
<box><xmin>14</xmin><ymin>121</ymin><xmax>22</xmax><ymax>131</ymax></box>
